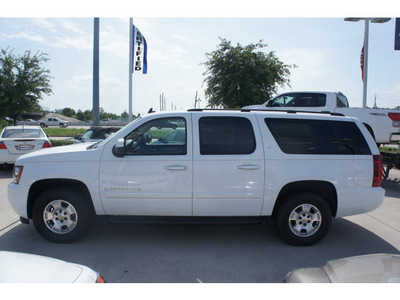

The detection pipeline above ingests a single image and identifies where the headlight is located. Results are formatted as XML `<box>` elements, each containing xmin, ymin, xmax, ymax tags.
<box><xmin>13</xmin><ymin>165</ymin><xmax>23</xmax><ymax>184</ymax></box>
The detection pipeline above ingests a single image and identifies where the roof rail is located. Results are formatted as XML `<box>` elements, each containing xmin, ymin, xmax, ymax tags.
<box><xmin>187</xmin><ymin>108</ymin><xmax>345</xmax><ymax>117</ymax></box>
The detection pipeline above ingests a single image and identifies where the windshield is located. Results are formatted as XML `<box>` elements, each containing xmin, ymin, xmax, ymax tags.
<box><xmin>89</xmin><ymin>117</ymin><xmax>142</xmax><ymax>150</ymax></box>
<box><xmin>1</xmin><ymin>128</ymin><xmax>45</xmax><ymax>138</ymax></box>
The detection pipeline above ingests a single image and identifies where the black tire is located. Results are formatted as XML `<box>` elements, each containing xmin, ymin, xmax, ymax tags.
<box><xmin>32</xmin><ymin>187</ymin><xmax>94</xmax><ymax>243</ymax></box>
<box><xmin>40</xmin><ymin>123</ymin><xmax>45</xmax><ymax>128</ymax></box>
<box><xmin>275</xmin><ymin>193</ymin><xmax>332</xmax><ymax>246</ymax></box>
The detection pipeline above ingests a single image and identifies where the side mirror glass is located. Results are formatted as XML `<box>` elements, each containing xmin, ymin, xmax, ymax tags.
<box><xmin>112</xmin><ymin>138</ymin><xmax>126</xmax><ymax>157</ymax></box>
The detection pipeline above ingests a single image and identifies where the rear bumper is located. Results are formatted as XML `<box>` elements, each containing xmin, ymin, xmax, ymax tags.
<box><xmin>390</xmin><ymin>133</ymin><xmax>400</xmax><ymax>143</ymax></box>
<box><xmin>336</xmin><ymin>187</ymin><xmax>385</xmax><ymax>218</ymax></box>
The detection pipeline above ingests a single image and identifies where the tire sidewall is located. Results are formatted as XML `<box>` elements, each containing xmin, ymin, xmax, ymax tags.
<box><xmin>32</xmin><ymin>187</ymin><xmax>93</xmax><ymax>243</ymax></box>
<box><xmin>275</xmin><ymin>193</ymin><xmax>332</xmax><ymax>246</ymax></box>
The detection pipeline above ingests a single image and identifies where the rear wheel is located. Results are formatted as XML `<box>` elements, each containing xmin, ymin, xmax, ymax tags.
<box><xmin>32</xmin><ymin>187</ymin><xmax>94</xmax><ymax>243</ymax></box>
<box><xmin>275</xmin><ymin>193</ymin><xmax>332</xmax><ymax>246</ymax></box>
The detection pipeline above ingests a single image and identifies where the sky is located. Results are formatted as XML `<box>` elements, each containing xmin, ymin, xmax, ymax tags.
<box><xmin>1</xmin><ymin>1</ymin><xmax>400</xmax><ymax>117</ymax></box>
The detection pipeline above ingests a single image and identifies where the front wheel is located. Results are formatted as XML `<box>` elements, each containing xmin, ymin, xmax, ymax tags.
<box><xmin>275</xmin><ymin>193</ymin><xmax>332</xmax><ymax>246</ymax></box>
<box><xmin>32</xmin><ymin>187</ymin><xmax>94</xmax><ymax>243</ymax></box>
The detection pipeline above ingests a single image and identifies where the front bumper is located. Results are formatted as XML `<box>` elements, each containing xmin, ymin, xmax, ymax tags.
<box><xmin>7</xmin><ymin>182</ymin><xmax>29</xmax><ymax>219</ymax></box>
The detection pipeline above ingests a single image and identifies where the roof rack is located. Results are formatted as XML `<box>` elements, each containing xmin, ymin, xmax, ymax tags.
<box><xmin>187</xmin><ymin>108</ymin><xmax>345</xmax><ymax>117</ymax></box>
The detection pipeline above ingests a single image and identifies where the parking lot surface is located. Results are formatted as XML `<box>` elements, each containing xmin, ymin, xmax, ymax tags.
<box><xmin>1</xmin><ymin>168</ymin><xmax>399</xmax><ymax>283</ymax></box>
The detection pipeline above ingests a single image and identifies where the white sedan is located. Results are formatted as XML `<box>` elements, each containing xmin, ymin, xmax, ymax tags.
<box><xmin>0</xmin><ymin>126</ymin><xmax>51</xmax><ymax>166</ymax></box>
<box><xmin>0</xmin><ymin>251</ymin><xmax>105</xmax><ymax>283</ymax></box>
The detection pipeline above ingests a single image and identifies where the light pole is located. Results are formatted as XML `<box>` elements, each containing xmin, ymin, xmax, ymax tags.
<box><xmin>344</xmin><ymin>18</ymin><xmax>391</xmax><ymax>108</ymax></box>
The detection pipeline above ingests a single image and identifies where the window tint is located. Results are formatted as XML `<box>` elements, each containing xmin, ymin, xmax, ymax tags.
<box><xmin>336</xmin><ymin>94</ymin><xmax>349</xmax><ymax>108</ymax></box>
<box><xmin>199</xmin><ymin>117</ymin><xmax>256</xmax><ymax>155</ymax></box>
<box><xmin>265</xmin><ymin>118</ymin><xmax>371</xmax><ymax>155</ymax></box>
<box><xmin>269</xmin><ymin>93</ymin><xmax>326</xmax><ymax>108</ymax></box>
<box><xmin>124</xmin><ymin>117</ymin><xmax>186</xmax><ymax>155</ymax></box>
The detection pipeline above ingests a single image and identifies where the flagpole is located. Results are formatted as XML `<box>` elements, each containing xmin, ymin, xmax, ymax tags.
<box><xmin>128</xmin><ymin>17</ymin><xmax>133</xmax><ymax>122</ymax></box>
<box><xmin>362</xmin><ymin>19</ymin><xmax>369</xmax><ymax>109</ymax></box>
<box><xmin>93</xmin><ymin>17</ymin><xmax>100</xmax><ymax>126</ymax></box>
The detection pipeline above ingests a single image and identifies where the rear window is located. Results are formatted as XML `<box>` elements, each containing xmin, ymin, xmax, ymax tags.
<box><xmin>1</xmin><ymin>128</ymin><xmax>45</xmax><ymax>138</ymax></box>
<box><xmin>199</xmin><ymin>117</ymin><xmax>256</xmax><ymax>155</ymax></box>
<box><xmin>265</xmin><ymin>118</ymin><xmax>371</xmax><ymax>155</ymax></box>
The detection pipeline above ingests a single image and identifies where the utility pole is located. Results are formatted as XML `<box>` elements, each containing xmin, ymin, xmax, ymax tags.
<box><xmin>92</xmin><ymin>18</ymin><xmax>100</xmax><ymax>126</ymax></box>
<box><xmin>194</xmin><ymin>91</ymin><xmax>201</xmax><ymax>108</ymax></box>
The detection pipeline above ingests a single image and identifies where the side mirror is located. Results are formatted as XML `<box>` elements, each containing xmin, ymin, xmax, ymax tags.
<box><xmin>112</xmin><ymin>138</ymin><xmax>126</xmax><ymax>157</ymax></box>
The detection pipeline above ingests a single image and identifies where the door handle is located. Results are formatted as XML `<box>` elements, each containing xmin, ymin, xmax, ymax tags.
<box><xmin>237</xmin><ymin>165</ymin><xmax>260</xmax><ymax>170</ymax></box>
<box><xmin>165</xmin><ymin>165</ymin><xmax>188</xmax><ymax>171</ymax></box>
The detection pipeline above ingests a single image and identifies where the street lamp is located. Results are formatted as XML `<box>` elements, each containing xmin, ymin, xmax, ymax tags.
<box><xmin>344</xmin><ymin>18</ymin><xmax>391</xmax><ymax>108</ymax></box>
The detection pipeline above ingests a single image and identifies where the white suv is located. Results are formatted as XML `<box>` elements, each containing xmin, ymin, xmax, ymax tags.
<box><xmin>8</xmin><ymin>109</ymin><xmax>384</xmax><ymax>245</ymax></box>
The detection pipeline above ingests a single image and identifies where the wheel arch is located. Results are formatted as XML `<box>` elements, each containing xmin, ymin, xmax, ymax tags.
<box><xmin>27</xmin><ymin>179</ymin><xmax>94</xmax><ymax>219</ymax></box>
<box><xmin>272</xmin><ymin>180</ymin><xmax>338</xmax><ymax>218</ymax></box>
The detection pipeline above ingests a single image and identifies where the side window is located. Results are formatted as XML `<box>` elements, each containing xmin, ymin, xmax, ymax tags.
<box><xmin>337</xmin><ymin>94</ymin><xmax>349</xmax><ymax>108</ymax></box>
<box><xmin>124</xmin><ymin>117</ymin><xmax>186</xmax><ymax>155</ymax></box>
<box><xmin>265</xmin><ymin>118</ymin><xmax>371</xmax><ymax>155</ymax></box>
<box><xmin>296</xmin><ymin>93</ymin><xmax>326</xmax><ymax>107</ymax></box>
<box><xmin>199</xmin><ymin>117</ymin><xmax>256</xmax><ymax>155</ymax></box>
<box><xmin>269</xmin><ymin>94</ymin><xmax>296</xmax><ymax>107</ymax></box>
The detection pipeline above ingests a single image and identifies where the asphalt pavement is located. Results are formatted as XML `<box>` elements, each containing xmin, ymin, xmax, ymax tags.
<box><xmin>0</xmin><ymin>167</ymin><xmax>399</xmax><ymax>283</ymax></box>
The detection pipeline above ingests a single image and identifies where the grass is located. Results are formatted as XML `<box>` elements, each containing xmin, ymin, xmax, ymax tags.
<box><xmin>49</xmin><ymin>139</ymin><xmax>76</xmax><ymax>147</ymax></box>
<box><xmin>43</xmin><ymin>128</ymin><xmax>87</xmax><ymax>137</ymax></box>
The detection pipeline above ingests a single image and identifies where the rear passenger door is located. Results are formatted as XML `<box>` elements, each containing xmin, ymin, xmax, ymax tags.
<box><xmin>192</xmin><ymin>113</ymin><xmax>265</xmax><ymax>216</ymax></box>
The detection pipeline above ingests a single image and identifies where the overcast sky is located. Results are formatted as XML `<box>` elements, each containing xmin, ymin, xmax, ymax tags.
<box><xmin>1</xmin><ymin>1</ymin><xmax>399</xmax><ymax>116</ymax></box>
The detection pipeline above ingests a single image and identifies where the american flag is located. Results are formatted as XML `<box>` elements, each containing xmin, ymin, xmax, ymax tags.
<box><xmin>360</xmin><ymin>43</ymin><xmax>364</xmax><ymax>82</ymax></box>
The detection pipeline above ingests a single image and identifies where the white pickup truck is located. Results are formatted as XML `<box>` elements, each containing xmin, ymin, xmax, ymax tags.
<box><xmin>243</xmin><ymin>91</ymin><xmax>400</xmax><ymax>145</ymax></box>
<box><xmin>38</xmin><ymin>117</ymin><xmax>69</xmax><ymax>128</ymax></box>
<box><xmin>8</xmin><ymin>109</ymin><xmax>384</xmax><ymax>246</ymax></box>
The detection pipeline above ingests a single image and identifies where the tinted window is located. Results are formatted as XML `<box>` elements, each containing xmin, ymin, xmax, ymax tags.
<box><xmin>265</xmin><ymin>118</ymin><xmax>371</xmax><ymax>155</ymax></box>
<box><xmin>336</xmin><ymin>94</ymin><xmax>349</xmax><ymax>108</ymax></box>
<box><xmin>124</xmin><ymin>117</ymin><xmax>186</xmax><ymax>155</ymax></box>
<box><xmin>269</xmin><ymin>93</ymin><xmax>326</xmax><ymax>107</ymax></box>
<box><xmin>199</xmin><ymin>117</ymin><xmax>256</xmax><ymax>155</ymax></box>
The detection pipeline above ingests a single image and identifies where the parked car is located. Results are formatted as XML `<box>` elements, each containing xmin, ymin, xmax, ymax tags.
<box><xmin>74</xmin><ymin>127</ymin><xmax>121</xmax><ymax>144</ymax></box>
<box><xmin>284</xmin><ymin>253</ymin><xmax>400</xmax><ymax>283</ymax></box>
<box><xmin>0</xmin><ymin>126</ymin><xmax>51</xmax><ymax>167</ymax></box>
<box><xmin>0</xmin><ymin>251</ymin><xmax>105</xmax><ymax>283</ymax></box>
<box><xmin>8</xmin><ymin>110</ymin><xmax>384</xmax><ymax>245</ymax></box>
<box><xmin>38</xmin><ymin>117</ymin><xmax>69</xmax><ymax>128</ymax></box>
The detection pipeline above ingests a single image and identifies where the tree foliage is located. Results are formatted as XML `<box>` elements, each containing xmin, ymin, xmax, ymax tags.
<box><xmin>0</xmin><ymin>48</ymin><xmax>53</xmax><ymax>124</ymax></box>
<box><xmin>202</xmin><ymin>38</ymin><xmax>296</xmax><ymax>108</ymax></box>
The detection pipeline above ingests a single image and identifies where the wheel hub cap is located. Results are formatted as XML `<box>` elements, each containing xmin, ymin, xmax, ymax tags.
<box><xmin>289</xmin><ymin>204</ymin><xmax>321</xmax><ymax>237</ymax></box>
<box><xmin>43</xmin><ymin>200</ymin><xmax>77</xmax><ymax>234</ymax></box>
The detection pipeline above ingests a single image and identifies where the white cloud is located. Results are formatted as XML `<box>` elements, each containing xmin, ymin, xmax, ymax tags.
<box><xmin>3</xmin><ymin>32</ymin><xmax>47</xmax><ymax>43</ymax></box>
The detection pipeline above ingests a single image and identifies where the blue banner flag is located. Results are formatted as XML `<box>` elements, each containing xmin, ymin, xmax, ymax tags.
<box><xmin>132</xmin><ymin>25</ymin><xmax>148</xmax><ymax>74</ymax></box>
<box><xmin>395</xmin><ymin>18</ymin><xmax>400</xmax><ymax>50</ymax></box>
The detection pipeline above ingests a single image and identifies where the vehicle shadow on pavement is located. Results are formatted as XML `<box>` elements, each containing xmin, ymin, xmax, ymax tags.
<box><xmin>0</xmin><ymin>217</ymin><xmax>398</xmax><ymax>283</ymax></box>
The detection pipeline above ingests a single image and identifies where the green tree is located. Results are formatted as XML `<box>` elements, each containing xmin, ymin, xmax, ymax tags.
<box><xmin>202</xmin><ymin>38</ymin><xmax>296</xmax><ymax>108</ymax></box>
<box><xmin>0</xmin><ymin>48</ymin><xmax>52</xmax><ymax>124</ymax></box>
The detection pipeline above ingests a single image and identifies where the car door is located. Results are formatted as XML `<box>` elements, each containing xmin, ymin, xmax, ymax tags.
<box><xmin>99</xmin><ymin>114</ymin><xmax>193</xmax><ymax>216</ymax></box>
<box><xmin>192</xmin><ymin>113</ymin><xmax>265</xmax><ymax>216</ymax></box>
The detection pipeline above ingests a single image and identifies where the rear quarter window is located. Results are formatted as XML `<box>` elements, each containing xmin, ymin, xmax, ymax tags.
<box><xmin>265</xmin><ymin>118</ymin><xmax>371</xmax><ymax>155</ymax></box>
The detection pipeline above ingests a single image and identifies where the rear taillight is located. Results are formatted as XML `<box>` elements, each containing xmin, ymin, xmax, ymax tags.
<box><xmin>0</xmin><ymin>141</ymin><xmax>7</xmax><ymax>149</ymax></box>
<box><xmin>372</xmin><ymin>155</ymin><xmax>383</xmax><ymax>187</ymax></box>
<box><xmin>388</xmin><ymin>113</ymin><xmax>400</xmax><ymax>121</ymax></box>
<box><xmin>388</xmin><ymin>113</ymin><xmax>400</xmax><ymax>127</ymax></box>
<box><xmin>42</xmin><ymin>141</ymin><xmax>52</xmax><ymax>148</ymax></box>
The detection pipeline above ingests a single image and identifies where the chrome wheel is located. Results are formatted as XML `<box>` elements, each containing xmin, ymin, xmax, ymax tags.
<box><xmin>43</xmin><ymin>200</ymin><xmax>78</xmax><ymax>234</ymax></box>
<box><xmin>288</xmin><ymin>204</ymin><xmax>321</xmax><ymax>237</ymax></box>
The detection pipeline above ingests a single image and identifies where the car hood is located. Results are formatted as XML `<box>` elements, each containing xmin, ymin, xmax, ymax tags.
<box><xmin>0</xmin><ymin>251</ymin><xmax>97</xmax><ymax>283</ymax></box>
<box><xmin>16</xmin><ymin>141</ymin><xmax>101</xmax><ymax>163</ymax></box>
<box><xmin>323</xmin><ymin>253</ymin><xmax>400</xmax><ymax>283</ymax></box>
